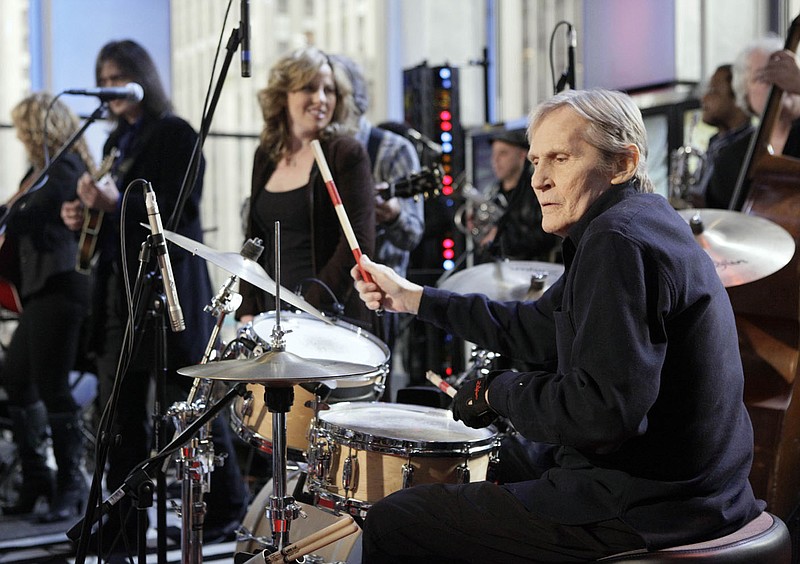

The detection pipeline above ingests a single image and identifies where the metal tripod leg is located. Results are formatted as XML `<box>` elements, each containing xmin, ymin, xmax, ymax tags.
<box><xmin>263</xmin><ymin>385</ymin><xmax>301</xmax><ymax>551</ymax></box>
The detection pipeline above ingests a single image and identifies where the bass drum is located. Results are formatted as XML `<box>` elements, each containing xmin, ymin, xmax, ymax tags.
<box><xmin>237</xmin><ymin>471</ymin><xmax>362</xmax><ymax>563</ymax></box>
<box><xmin>231</xmin><ymin>311</ymin><xmax>390</xmax><ymax>455</ymax></box>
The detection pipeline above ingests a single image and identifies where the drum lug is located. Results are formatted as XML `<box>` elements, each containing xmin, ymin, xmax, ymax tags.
<box><xmin>402</xmin><ymin>462</ymin><xmax>415</xmax><ymax>489</ymax></box>
<box><xmin>310</xmin><ymin>439</ymin><xmax>333</xmax><ymax>485</ymax></box>
<box><xmin>241</xmin><ymin>393</ymin><xmax>254</xmax><ymax>418</ymax></box>
<box><xmin>487</xmin><ymin>436</ymin><xmax>502</xmax><ymax>483</ymax></box>
<box><xmin>342</xmin><ymin>453</ymin><xmax>358</xmax><ymax>492</ymax></box>
<box><xmin>456</xmin><ymin>462</ymin><xmax>470</xmax><ymax>484</ymax></box>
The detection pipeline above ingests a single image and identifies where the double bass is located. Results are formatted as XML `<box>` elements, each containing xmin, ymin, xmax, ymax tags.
<box><xmin>727</xmin><ymin>14</ymin><xmax>800</xmax><ymax>519</ymax></box>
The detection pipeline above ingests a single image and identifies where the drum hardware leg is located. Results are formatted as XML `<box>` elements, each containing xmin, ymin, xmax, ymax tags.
<box><xmin>167</xmin><ymin>396</ymin><xmax>223</xmax><ymax>564</ymax></box>
<box><xmin>263</xmin><ymin>385</ymin><xmax>303</xmax><ymax>551</ymax></box>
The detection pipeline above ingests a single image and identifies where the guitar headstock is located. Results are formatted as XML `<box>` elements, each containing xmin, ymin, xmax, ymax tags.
<box><xmin>385</xmin><ymin>165</ymin><xmax>445</xmax><ymax>200</ymax></box>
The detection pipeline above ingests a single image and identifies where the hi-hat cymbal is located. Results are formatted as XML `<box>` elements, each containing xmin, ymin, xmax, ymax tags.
<box><xmin>160</xmin><ymin>228</ymin><xmax>329</xmax><ymax>323</ymax></box>
<box><xmin>178</xmin><ymin>349</ymin><xmax>376</xmax><ymax>384</ymax></box>
<box><xmin>438</xmin><ymin>260</ymin><xmax>564</xmax><ymax>301</ymax></box>
<box><xmin>678</xmin><ymin>209</ymin><xmax>796</xmax><ymax>288</ymax></box>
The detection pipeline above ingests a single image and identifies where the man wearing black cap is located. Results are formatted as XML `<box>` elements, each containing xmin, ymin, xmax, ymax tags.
<box><xmin>474</xmin><ymin>128</ymin><xmax>559</xmax><ymax>263</ymax></box>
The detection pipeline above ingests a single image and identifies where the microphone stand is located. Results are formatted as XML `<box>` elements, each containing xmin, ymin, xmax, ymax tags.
<box><xmin>67</xmin><ymin>383</ymin><xmax>250</xmax><ymax>546</ymax></box>
<box><xmin>0</xmin><ymin>102</ymin><xmax>107</xmax><ymax>231</ymax></box>
<box><xmin>74</xmin><ymin>14</ymin><xmax>248</xmax><ymax>562</ymax></box>
<box><xmin>166</xmin><ymin>22</ymin><xmax>244</xmax><ymax>234</ymax></box>
<box><xmin>73</xmin><ymin>236</ymin><xmax>172</xmax><ymax>564</ymax></box>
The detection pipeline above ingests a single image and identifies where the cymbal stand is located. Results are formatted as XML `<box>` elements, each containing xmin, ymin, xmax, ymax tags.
<box><xmin>451</xmin><ymin>346</ymin><xmax>497</xmax><ymax>388</ymax></box>
<box><xmin>263</xmin><ymin>221</ymin><xmax>303</xmax><ymax>551</ymax></box>
<box><xmin>167</xmin><ymin>238</ymin><xmax>264</xmax><ymax>563</ymax></box>
<box><xmin>167</xmin><ymin>397</ymin><xmax>215</xmax><ymax>564</ymax></box>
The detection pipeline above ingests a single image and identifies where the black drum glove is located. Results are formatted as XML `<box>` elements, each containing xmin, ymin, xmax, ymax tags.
<box><xmin>452</xmin><ymin>375</ymin><xmax>498</xmax><ymax>429</ymax></box>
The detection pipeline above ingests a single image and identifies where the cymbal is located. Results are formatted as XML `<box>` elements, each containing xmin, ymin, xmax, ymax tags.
<box><xmin>178</xmin><ymin>349</ymin><xmax>376</xmax><ymax>384</ymax></box>
<box><xmin>438</xmin><ymin>260</ymin><xmax>564</xmax><ymax>301</ymax></box>
<box><xmin>678</xmin><ymin>209</ymin><xmax>796</xmax><ymax>288</ymax></box>
<box><xmin>160</xmin><ymin>228</ymin><xmax>330</xmax><ymax>323</ymax></box>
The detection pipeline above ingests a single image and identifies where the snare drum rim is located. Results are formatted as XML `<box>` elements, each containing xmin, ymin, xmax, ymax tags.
<box><xmin>251</xmin><ymin>310</ymin><xmax>390</xmax><ymax>383</ymax></box>
<box><xmin>316</xmin><ymin>402</ymin><xmax>497</xmax><ymax>457</ymax></box>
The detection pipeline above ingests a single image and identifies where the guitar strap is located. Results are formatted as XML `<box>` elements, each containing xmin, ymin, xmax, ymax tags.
<box><xmin>112</xmin><ymin>119</ymin><xmax>160</xmax><ymax>182</ymax></box>
<box><xmin>366</xmin><ymin>126</ymin><xmax>385</xmax><ymax>171</ymax></box>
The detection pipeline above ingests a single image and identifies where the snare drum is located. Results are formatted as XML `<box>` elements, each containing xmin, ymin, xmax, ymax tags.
<box><xmin>230</xmin><ymin>311</ymin><xmax>390</xmax><ymax>454</ymax></box>
<box><xmin>308</xmin><ymin>403</ymin><xmax>497</xmax><ymax>515</ymax></box>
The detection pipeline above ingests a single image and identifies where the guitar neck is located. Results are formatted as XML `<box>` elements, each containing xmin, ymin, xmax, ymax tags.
<box><xmin>75</xmin><ymin>148</ymin><xmax>119</xmax><ymax>274</ymax></box>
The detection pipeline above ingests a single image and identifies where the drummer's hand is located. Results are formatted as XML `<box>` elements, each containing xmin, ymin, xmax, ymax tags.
<box><xmin>61</xmin><ymin>199</ymin><xmax>85</xmax><ymax>231</ymax></box>
<box><xmin>451</xmin><ymin>375</ymin><xmax>497</xmax><ymax>429</ymax></box>
<box><xmin>239</xmin><ymin>314</ymin><xmax>254</xmax><ymax>325</ymax></box>
<box><xmin>351</xmin><ymin>255</ymin><xmax>424</xmax><ymax>314</ymax></box>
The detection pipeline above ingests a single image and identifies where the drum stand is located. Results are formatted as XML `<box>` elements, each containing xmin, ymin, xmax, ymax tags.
<box><xmin>262</xmin><ymin>383</ymin><xmax>301</xmax><ymax>551</ymax></box>
<box><xmin>166</xmin><ymin>239</ymin><xmax>264</xmax><ymax>563</ymax></box>
<box><xmin>241</xmin><ymin>225</ymin><xmax>355</xmax><ymax>561</ymax></box>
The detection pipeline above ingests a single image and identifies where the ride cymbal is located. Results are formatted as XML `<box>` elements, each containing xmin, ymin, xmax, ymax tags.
<box><xmin>438</xmin><ymin>260</ymin><xmax>564</xmax><ymax>301</ymax></box>
<box><xmin>678</xmin><ymin>208</ymin><xmax>796</xmax><ymax>287</ymax></box>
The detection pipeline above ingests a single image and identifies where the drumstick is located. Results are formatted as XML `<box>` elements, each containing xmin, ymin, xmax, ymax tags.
<box><xmin>426</xmin><ymin>370</ymin><xmax>457</xmax><ymax>398</ymax></box>
<box><xmin>310</xmin><ymin>139</ymin><xmax>374</xmax><ymax>284</ymax></box>
<box><xmin>263</xmin><ymin>517</ymin><xmax>359</xmax><ymax>563</ymax></box>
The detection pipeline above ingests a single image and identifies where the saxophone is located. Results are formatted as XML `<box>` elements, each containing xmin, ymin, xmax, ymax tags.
<box><xmin>668</xmin><ymin>111</ymin><xmax>706</xmax><ymax>208</ymax></box>
<box><xmin>454</xmin><ymin>184</ymin><xmax>505</xmax><ymax>243</ymax></box>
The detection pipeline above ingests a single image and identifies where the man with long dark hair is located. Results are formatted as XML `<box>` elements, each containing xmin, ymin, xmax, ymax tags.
<box><xmin>61</xmin><ymin>39</ymin><xmax>247</xmax><ymax>556</ymax></box>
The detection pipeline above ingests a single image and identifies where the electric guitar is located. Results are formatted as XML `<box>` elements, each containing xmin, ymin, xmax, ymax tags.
<box><xmin>376</xmin><ymin>165</ymin><xmax>444</xmax><ymax>200</ymax></box>
<box><xmin>75</xmin><ymin>148</ymin><xmax>119</xmax><ymax>274</ymax></box>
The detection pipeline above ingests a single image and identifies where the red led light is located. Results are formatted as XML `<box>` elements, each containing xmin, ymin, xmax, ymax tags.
<box><xmin>442</xmin><ymin>238</ymin><xmax>455</xmax><ymax>249</ymax></box>
<box><xmin>443</xmin><ymin>175</ymin><xmax>453</xmax><ymax>186</ymax></box>
<box><xmin>445</xmin><ymin>367</ymin><xmax>453</xmax><ymax>376</ymax></box>
<box><xmin>443</xmin><ymin>249</ymin><xmax>455</xmax><ymax>260</ymax></box>
<box><xmin>439</xmin><ymin>110</ymin><xmax>452</xmax><ymax>121</ymax></box>
<box><xmin>440</xmin><ymin>121</ymin><xmax>453</xmax><ymax>132</ymax></box>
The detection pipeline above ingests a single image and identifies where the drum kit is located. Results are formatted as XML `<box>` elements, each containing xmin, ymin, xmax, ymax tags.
<box><xmin>163</xmin><ymin>227</ymin><xmax>502</xmax><ymax>563</ymax></box>
<box><xmin>158</xmin><ymin>205</ymin><xmax>795</xmax><ymax>563</ymax></box>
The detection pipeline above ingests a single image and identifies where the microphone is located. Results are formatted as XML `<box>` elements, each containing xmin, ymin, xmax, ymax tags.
<box><xmin>566</xmin><ymin>24</ymin><xmax>577</xmax><ymax>90</ymax></box>
<box><xmin>143</xmin><ymin>183</ymin><xmax>185</xmax><ymax>332</ymax></box>
<box><xmin>240</xmin><ymin>0</ymin><xmax>252</xmax><ymax>77</ymax></box>
<box><xmin>405</xmin><ymin>127</ymin><xmax>443</xmax><ymax>155</ymax></box>
<box><xmin>64</xmin><ymin>82</ymin><xmax>144</xmax><ymax>103</ymax></box>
